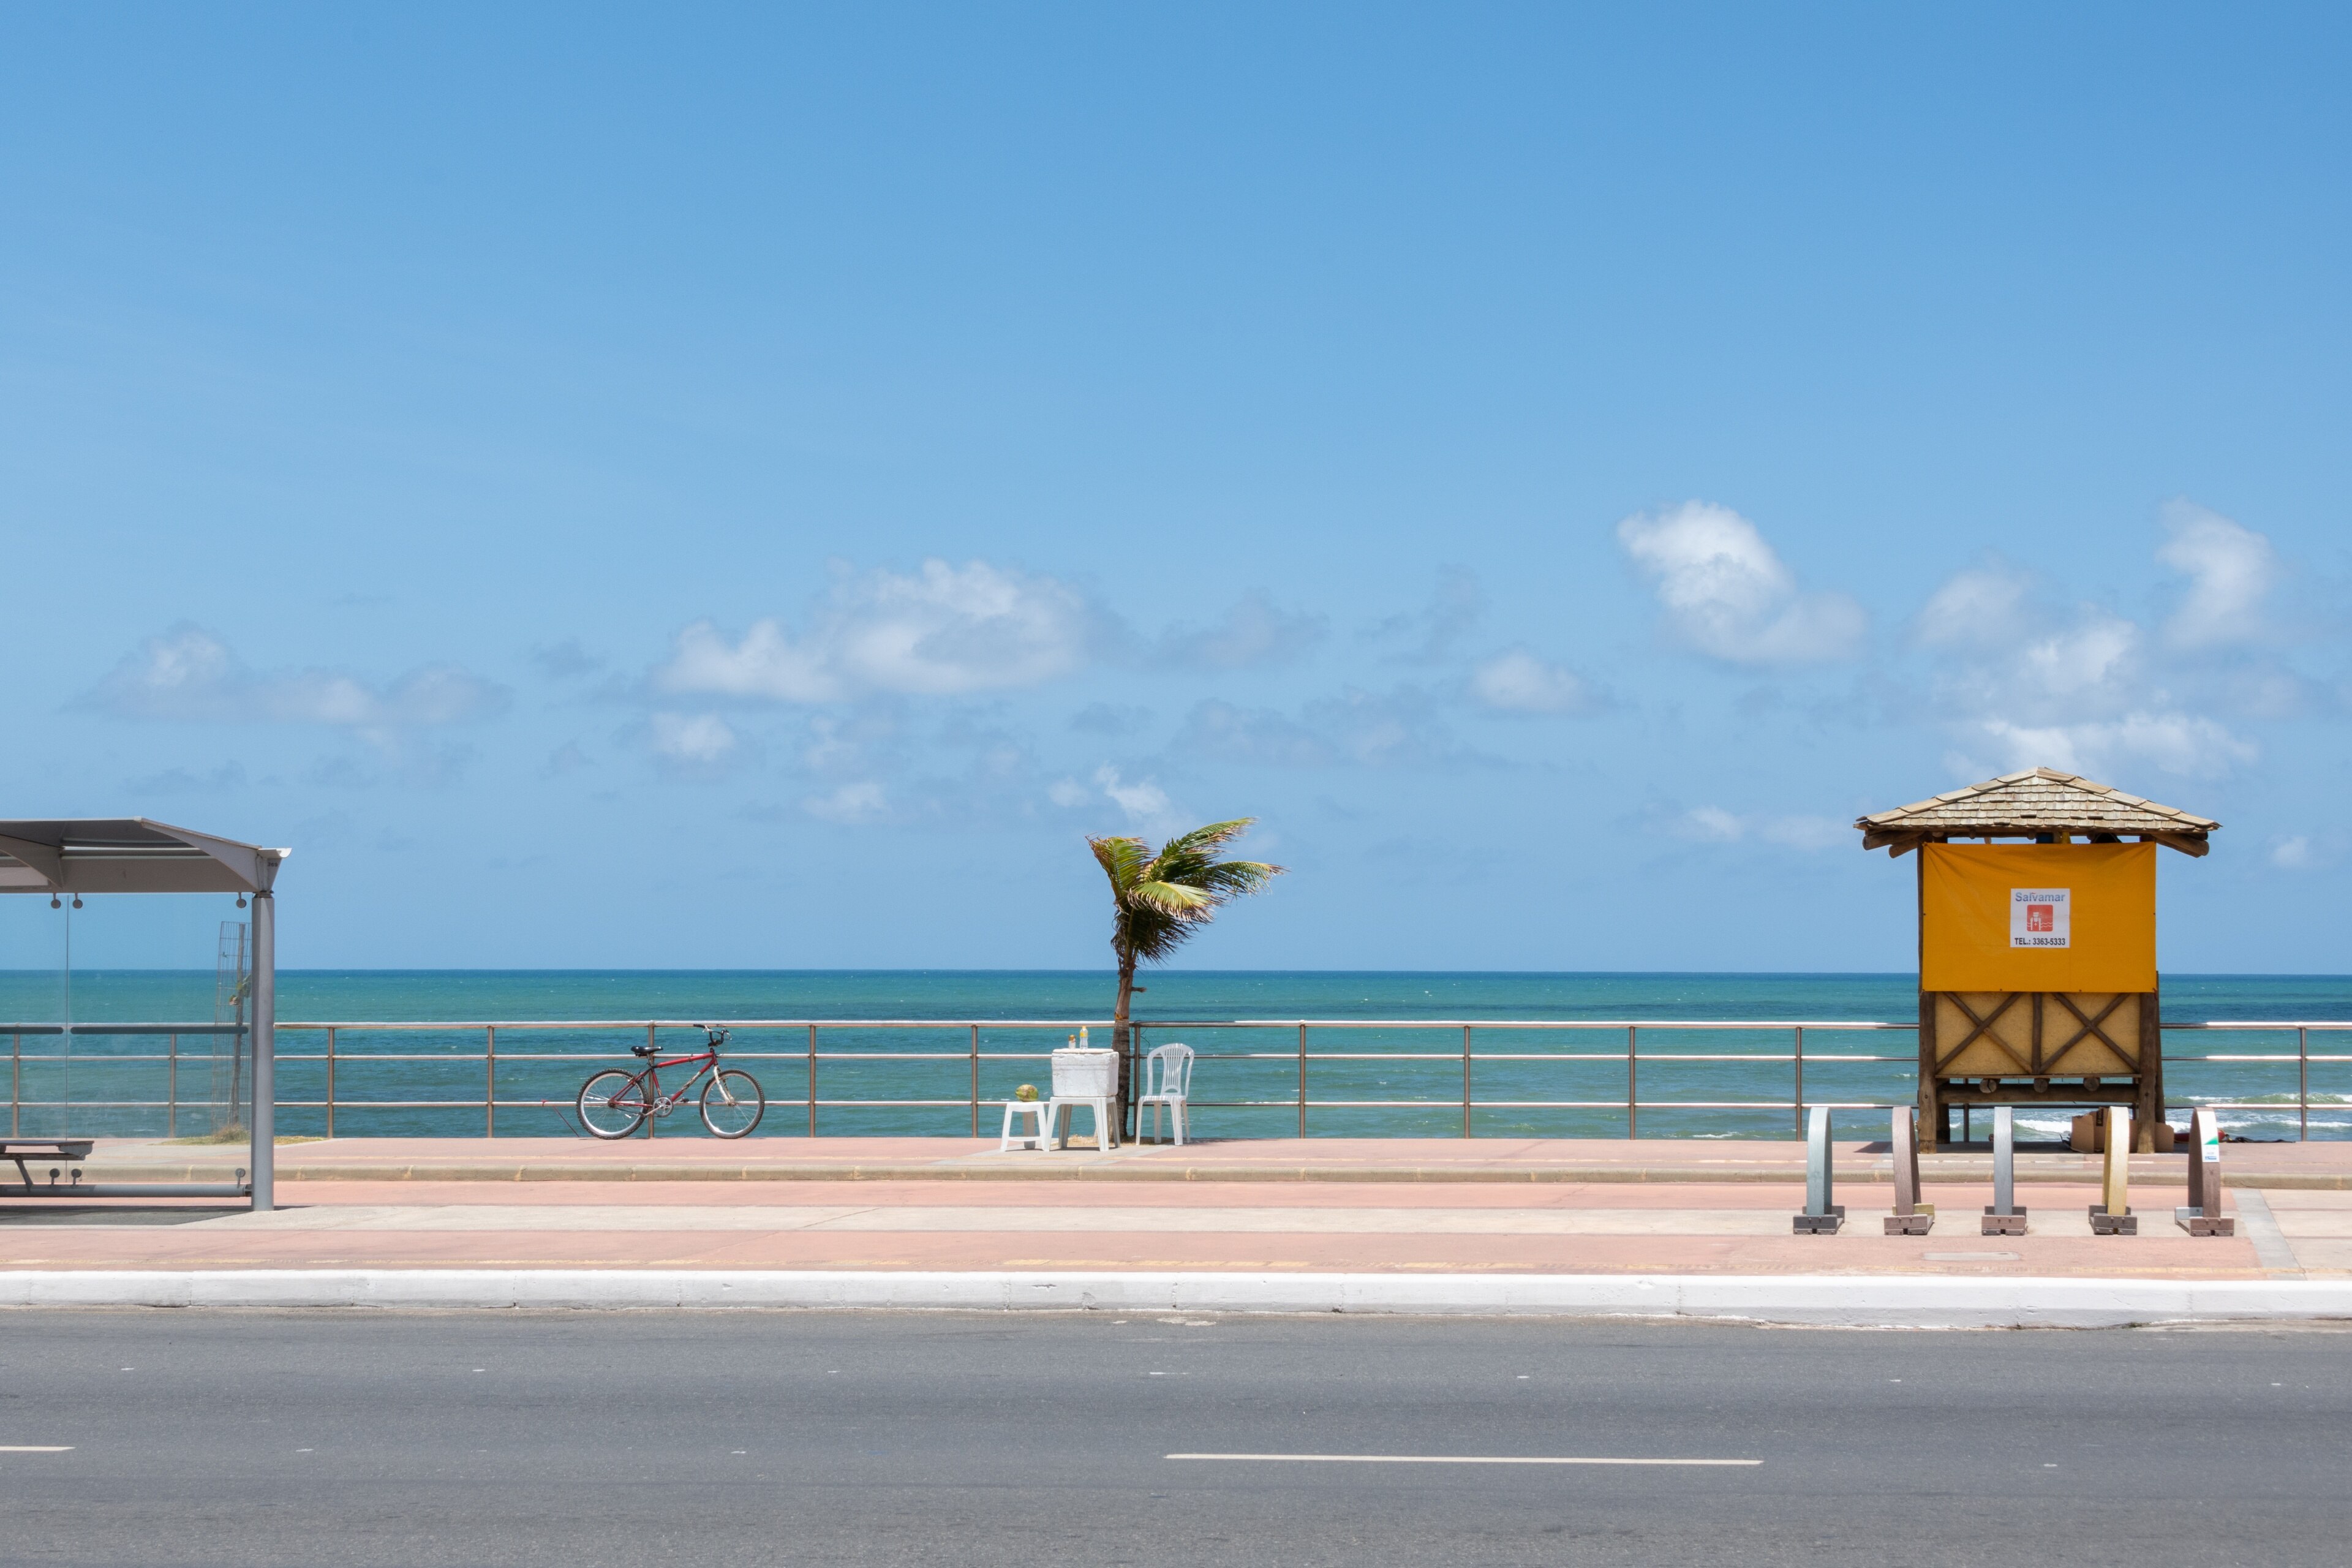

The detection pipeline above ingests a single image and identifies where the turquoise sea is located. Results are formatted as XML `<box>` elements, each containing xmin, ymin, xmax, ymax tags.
<box><xmin>4</xmin><ymin>970</ymin><xmax>2348</xmax><ymax>1143</ymax></box>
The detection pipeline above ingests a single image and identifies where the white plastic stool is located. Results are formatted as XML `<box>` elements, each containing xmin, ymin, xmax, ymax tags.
<box><xmin>1044</xmin><ymin>1096</ymin><xmax>1118</xmax><ymax>1152</ymax></box>
<box><xmin>998</xmin><ymin>1099</ymin><xmax>1049</xmax><ymax>1152</ymax></box>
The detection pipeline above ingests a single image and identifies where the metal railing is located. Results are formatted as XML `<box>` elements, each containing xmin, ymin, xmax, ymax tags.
<box><xmin>2162</xmin><ymin>1021</ymin><xmax>2352</xmax><ymax>1141</ymax></box>
<box><xmin>6</xmin><ymin>1017</ymin><xmax>2349</xmax><ymax>1140</ymax></box>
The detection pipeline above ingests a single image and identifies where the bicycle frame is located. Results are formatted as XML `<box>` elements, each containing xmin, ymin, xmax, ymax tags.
<box><xmin>631</xmin><ymin>1048</ymin><xmax>722</xmax><ymax>1115</ymax></box>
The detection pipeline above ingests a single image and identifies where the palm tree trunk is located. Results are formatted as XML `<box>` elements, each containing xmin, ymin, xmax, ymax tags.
<box><xmin>1113</xmin><ymin>951</ymin><xmax>1136</xmax><ymax>1137</ymax></box>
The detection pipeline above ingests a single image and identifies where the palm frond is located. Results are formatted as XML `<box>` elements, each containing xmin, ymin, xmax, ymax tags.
<box><xmin>1093</xmin><ymin>816</ymin><xmax>1286</xmax><ymax>971</ymax></box>
<box><xmin>1129</xmin><ymin>879</ymin><xmax>1213</xmax><ymax>913</ymax></box>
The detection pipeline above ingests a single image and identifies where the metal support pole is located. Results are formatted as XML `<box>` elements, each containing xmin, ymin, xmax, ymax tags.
<box><xmin>970</xmin><ymin>1024</ymin><xmax>979</xmax><ymax>1138</ymax></box>
<box><xmin>1297</xmin><ymin>1023</ymin><xmax>1308</xmax><ymax>1137</ymax></box>
<box><xmin>807</xmin><ymin>1023</ymin><xmax>818</xmax><ymax>1137</ymax></box>
<box><xmin>1792</xmin><ymin>1026</ymin><xmax>1803</xmax><ymax>1137</ymax></box>
<box><xmin>1461</xmin><ymin>1025</ymin><xmax>1472</xmax><ymax>1139</ymax></box>
<box><xmin>1627</xmin><ymin>1027</ymin><xmax>1638</xmax><ymax>1140</ymax></box>
<box><xmin>325</xmin><ymin>1027</ymin><xmax>336</xmax><ymax>1139</ymax></box>
<box><xmin>2300</xmin><ymin>1027</ymin><xmax>2310</xmax><ymax>1142</ymax></box>
<box><xmin>1794</xmin><ymin>1104</ymin><xmax>1843</xmax><ymax>1232</ymax></box>
<box><xmin>485</xmin><ymin>1025</ymin><xmax>497</xmax><ymax>1137</ymax></box>
<box><xmin>2177</xmin><ymin>1106</ymin><xmax>2234</xmax><ymax>1235</ymax></box>
<box><xmin>167</xmin><ymin>1032</ymin><xmax>178</xmax><ymax>1139</ymax></box>
<box><xmin>249</xmin><ymin>889</ymin><xmax>275</xmax><ymax>1213</ymax></box>
<box><xmin>2092</xmin><ymin>1105</ymin><xmax>2136</xmax><ymax>1233</ymax></box>
<box><xmin>1983</xmin><ymin>1105</ymin><xmax>2026</xmax><ymax>1234</ymax></box>
<box><xmin>1885</xmin><ymin>1105</ymin><xmax>1932</xmax><ymax>1234</ymax></box>
<box><xmin>9</xmin><ymin>1030</ymin><xmax>16</xmax><ymax>1137</ymax></box>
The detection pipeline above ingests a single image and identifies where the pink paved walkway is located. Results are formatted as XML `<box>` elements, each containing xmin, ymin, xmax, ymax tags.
<box><xmin>1</xmin><ymin>1136</ymin><xmax>2340</xmax><ymax>1281</ymax></box>
<box><xmin>58</xmin><ymin>1134</ymin><xmax>2352</xmax><ymax>1186</ymax></box>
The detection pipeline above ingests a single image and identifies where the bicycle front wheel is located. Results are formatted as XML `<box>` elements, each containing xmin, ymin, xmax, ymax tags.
<box><xmin>700</xmin><ymin>1069</ymin><xmax>765</xmax><ymax>1138</ymax></box>
<box><xmin>578</xmin><ymin>1069</ymin><xmax>650</xmax><ymax>1139</ymax></box>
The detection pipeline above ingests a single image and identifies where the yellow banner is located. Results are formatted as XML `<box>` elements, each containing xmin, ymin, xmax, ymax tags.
<box><xmin>1920</xmin><ymin>843</ymin><xmax>2157</xmax><ymax>993</ymax></box>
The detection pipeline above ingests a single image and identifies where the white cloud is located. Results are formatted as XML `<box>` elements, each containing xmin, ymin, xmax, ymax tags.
<box><xmin>2272</xmin><ymin>835</ymin><xmax>2313</xmax><ymax>870</ymax></box>
<box><xmin>1670</xmin><ymin>806</ymin><xmax>1845</xmax><ymax>851</ymax></box>
<box><xmin>1468</xmin><ymin>649</ymin><xmax>1594</xmax><ymax>715</ymax></box>
<box><xmin>1913</xmin><ymin>563</ymin><xmax>2035</xmax><ymax>650</ymax></box>
<box><xmin>654</xmin><ymin>559</ymin><xmax>1093</xmax><ymax>703</ymax></box>
<box><xmin>1616</xmin><ymin>502</ymin><xmax>1866</xmax><ymax>665</ymax></box>
<box><xmin>1679</xmin><ymin>806</ymin><xmax>1746</xmax><ymax>842</ymax></box>
<box><xmin>1045</xmin><ymin>766</ymin><xmax>1183</xmax><ymax>832</ymax></box>
<box><xmin>1154</xmin><ymin>592</ymin><xmax>1326</xmax><ymax>670</ymax></box>
<box><xmin>1914</xmin><ymin>549</ymin><xmax>2262</xmax><ymax>783</ymax></box>
<box><xmin>2018</xmin><ymin>614</ymin><xmax>2139</xmax><ymax>701</ymax></box>
<box><xmin>1974</xmin><ymin>712</ymin><xmax>2256</xmax><ymax>780</ymax></box>
<box><xmin>648</xmin><ymin>711</ymin><xmax>739</xmax><ymax>766</ymax></box>
<box><xmin>87</xmin><ymin>626</ymin><xmax>507</xmax><ymax>734</ymax></box>
<box><xmin>802</xmin><ymin>781</ymin><xmax>888</xmax><ymax>824</ymax></box>
<box><xmin>1095</xmin><ymin>765</ymin><xmax>1176</xmax><ymax>829</ymax></box>
<box><xmin>2158</xmin><ymin>501</ymin><xmax>2277</xmax><ymax>650</ymax></box>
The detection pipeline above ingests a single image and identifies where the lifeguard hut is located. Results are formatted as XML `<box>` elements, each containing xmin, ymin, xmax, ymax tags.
<box><xmin>1853</xmin><ymin>768</ymin><xmax>2219</xmax><ymax>1152</ymax></box>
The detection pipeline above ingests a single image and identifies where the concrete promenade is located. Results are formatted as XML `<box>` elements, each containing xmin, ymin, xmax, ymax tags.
<box><xmin>4</xmin><ymin>1137</ymin><xmax>2350</xmax><ymax>1310</ymax></box>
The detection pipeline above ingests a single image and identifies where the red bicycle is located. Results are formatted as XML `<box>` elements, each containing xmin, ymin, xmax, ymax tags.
<box><xmin>576</xmin><ymin>1025</ymin><xmax>765</xmax><ymax>1139</ymax></box>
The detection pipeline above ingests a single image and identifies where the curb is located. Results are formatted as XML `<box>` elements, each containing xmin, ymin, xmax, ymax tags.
<box><xmin>1</xmin><ymin>1269</ymin><xmax>2347</xmax><ymax>1326</ymax></box>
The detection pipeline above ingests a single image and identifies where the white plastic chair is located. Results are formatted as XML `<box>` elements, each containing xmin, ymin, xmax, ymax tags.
<box><xmin>1135</xmin><ymin>1042</ymin><xmax>1195</xmax><ymax>1146</ymax></box>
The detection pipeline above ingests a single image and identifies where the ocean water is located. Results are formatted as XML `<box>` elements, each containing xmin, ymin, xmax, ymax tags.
<box><xmin>3</xmin><ymin>970</ymin><xmax>2348</xmax><ymax>1143</ymax></box>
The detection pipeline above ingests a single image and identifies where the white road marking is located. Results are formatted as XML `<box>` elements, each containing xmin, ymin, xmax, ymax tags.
<box><xmin>1166</xmin><ymin>1453</ymin><xmax>1758</xmax><ymax>1466</ymax></box>
<box><xmin>0</xmin><ymin>1446</ymin><xmax>73</xmax><ymax>1453</ymax></box>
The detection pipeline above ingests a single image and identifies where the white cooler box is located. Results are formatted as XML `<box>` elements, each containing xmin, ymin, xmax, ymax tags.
<box><xmin>1050</xmin><ymin>1047</ymin><xmax>1118</xmax><ymax>1098</ymax></box>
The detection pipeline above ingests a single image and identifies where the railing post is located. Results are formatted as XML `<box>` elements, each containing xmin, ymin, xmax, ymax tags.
<box><xmin>1297</xmin><ymin>1023</ymin><xmax>1307</xmax><ymax>1138</ymax></box>
<box><xmin>1461</xmin><ymin>1025</ymin><xmax>1472</xmax><ymax>1138</ymax></box>
<box><xmin>2301</xmin><ymin>1026</ymin><xmax>2310</xmax><ymax>1142</ymax></box>
<box><xmin>1628</xmin><ymin>1025</ymin><xmax>1638</xmax><ymax>1140</ymax></box>
<box><xmin>970</xmin><ymin>1023</ymin><xmax>979</xmax><ymax>1137</ymax></box>
<box><xmin>1793</xmin><ymin>1025</ymin><xmax>1803</xmax><ymax>1137</ymax></box>
<box><xmin>168</xmin><ymin>1031</ymin><xmax>178</xmax><ymax>1140</ymax></box>
<box><xmin>807</xmin><ymin>1023</ymin><xmax>818</xmax><ymax>1137</ymax></box>
<box><xmin>9</xmin><ymin>1030</ymin><xmax>15</xmax><ymax>1137</ymax></box>
<box><xmin>486</xmin><ymin>1025</ymin><xmax>497</xmax><ymax>1137</ymax></box>
<box><xmin>325</xmin><ymin>1027</ymin><xmax>337</xmax><ymax>1140</ymax></box>
<box><xmin>643</xmin><ymin>1025</ymin><xmax>657</xmax><ymax>1139</ymax></box>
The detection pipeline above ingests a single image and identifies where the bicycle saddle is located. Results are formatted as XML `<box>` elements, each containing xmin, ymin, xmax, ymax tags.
<box><xmin>630</xmin><ymin>1043</ymin><xmax>660</xmax><ymax>1058</ymax></box>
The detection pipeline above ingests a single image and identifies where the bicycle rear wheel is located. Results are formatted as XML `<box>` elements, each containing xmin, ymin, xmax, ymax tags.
<box><xmin>700</xmin><ymin>1069</ymin><xmax>765</xmax><ymax>1138</ymax></box>
<box><xmin>578</xmin><ymin>1069</ymin><xmax>650</xmax><ymax>1139</ymax></box>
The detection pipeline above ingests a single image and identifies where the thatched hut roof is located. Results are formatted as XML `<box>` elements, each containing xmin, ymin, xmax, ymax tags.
<box><xmin>1854</xmin><ymin>767</ymin><xmax>2220</xmax><ymax>858</ymax></box>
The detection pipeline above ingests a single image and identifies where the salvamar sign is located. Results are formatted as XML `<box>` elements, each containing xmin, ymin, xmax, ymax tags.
<box><xmin>2010</xmin><ymin>888</ymin><xmax>2070</xmax><ymax>948</ymax></box>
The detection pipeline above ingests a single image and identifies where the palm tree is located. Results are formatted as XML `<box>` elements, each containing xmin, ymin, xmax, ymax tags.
<box><xmin>1089</xmin><ymin>819</ymin><xmax>1284</xmax><ymax>1129</ymax></box>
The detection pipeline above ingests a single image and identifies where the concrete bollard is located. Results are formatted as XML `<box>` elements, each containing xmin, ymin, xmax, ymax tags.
<box><xmin>1884</xmin><ymin>1105</ymin><xmax>1934</xmax><ymax>1235</ymax></box>
<box><xmin>1981</xmin><ymin>1104</ymin><xmax>2027</xmax><ymax>1235</ymax></box>
<box><xmin>2090</xmin><ymin>1105</ymin><xmax>2138</xmax><ymax>1235</ymax></box>
<box><xmin>2176</xmin><ymin>1107</ymin><xmax>2236</xmax><ymax>1237</ymax></box>
<box><xmin>1793</xmin><ymin>1105</ymin><xmax>1845</xmax><ymax>1234</ymax></box>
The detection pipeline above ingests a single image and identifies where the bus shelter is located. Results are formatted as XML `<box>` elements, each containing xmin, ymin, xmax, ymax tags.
<box><xmin>1855</xmin><ymin>769</ymin><xmax>2217</xmax><ymax>1152</ymax></box>
<box><xmin>0</xmin><ymin>818</ymin><xmax>288</xmax><ymax>1210</ymax></box>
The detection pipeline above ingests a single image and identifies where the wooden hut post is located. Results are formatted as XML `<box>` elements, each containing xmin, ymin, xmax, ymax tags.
<box><xmin>1916</xmin><ymin>848</ymin><xmax>1941</xmax><ymax>1151</ymax></box>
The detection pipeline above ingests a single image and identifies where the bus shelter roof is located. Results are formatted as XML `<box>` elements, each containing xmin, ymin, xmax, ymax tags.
<box><xmin>0</xmin><ymin>818</ymin><xmax>289</xmax><ymax>896</ymax></box>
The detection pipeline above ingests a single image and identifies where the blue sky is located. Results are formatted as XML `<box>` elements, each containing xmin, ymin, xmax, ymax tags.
<box><xmin>4</xmin><ymin>5</ymin><xmax>2350</xmax><ymax>971</ymax></box>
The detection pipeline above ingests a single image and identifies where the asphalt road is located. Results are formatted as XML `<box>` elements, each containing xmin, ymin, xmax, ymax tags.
<box><xmin>1</xmin><ymin>1308</ymin><xmax>2346</xmax><ymax>1567</ymax></box>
